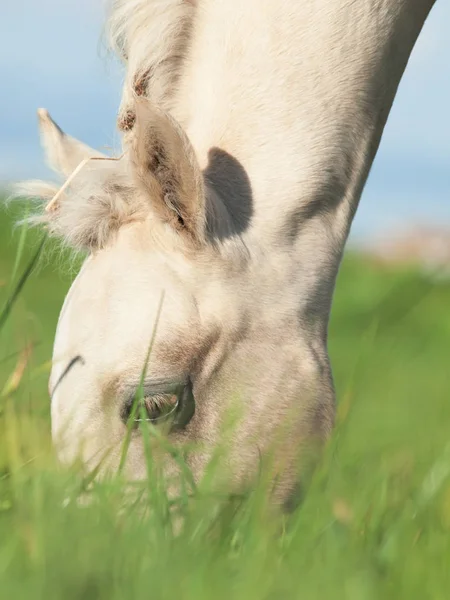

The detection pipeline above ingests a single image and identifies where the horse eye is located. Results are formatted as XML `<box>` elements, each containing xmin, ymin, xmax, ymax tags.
<box><xmin>140</xmin><ymin>393</ymin><xmax>179</xmax><ymax>422</ymax></box>
<box><xmin>121</xmin><ymin>392</ymin><xmax>178</xmax><ymax>426</ymax></box>
<box><xmin>121</xmin><ymin>379</ymin><xmax>195</xmax><ymax>431</ymax></box>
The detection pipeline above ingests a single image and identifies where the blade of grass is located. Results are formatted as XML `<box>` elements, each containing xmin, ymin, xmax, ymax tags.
<box><xmin>1</xmin><ymin>342</ymin><xmax>34</xmax><ymax>399</ymax></box>
<box><xmin>118</xmin><ymin>290</ymin><xmax>165</xmax><ymax>475</ymax></box>
<box><xmin>144</xmin><ymin>421</ymin><xmax>197</xmax><ymax>495</ymax></box>
<box><xmin>0</xmin><ymin>235</ymin><xmax>46</xmax><ymax>333</ymax></box>
<box><xmin>9</xmin><ymin>202</ymin><xmax>31</xmax><ymax>289</ymax></box>
<box><xmin>0</xmin><ymin>341</ymin><xmax>42</xmax><ymax>368</ymax></box>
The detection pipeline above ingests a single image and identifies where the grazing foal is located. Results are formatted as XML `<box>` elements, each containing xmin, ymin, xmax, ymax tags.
<box><xmin>17</xmin><ymin>0</ymin><xmax>437</xmax><ymax>504</ymax></box>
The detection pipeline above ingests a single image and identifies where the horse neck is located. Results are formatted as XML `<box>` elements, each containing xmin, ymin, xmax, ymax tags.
<box><xmin>176</xmin><ymin>0</ymin><xmax>435</xmax><ymax>252</ymax></box>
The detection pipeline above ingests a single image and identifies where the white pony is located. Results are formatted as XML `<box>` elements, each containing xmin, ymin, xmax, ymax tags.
<box><xmin>17</xmin><ymin>0</ymin><xmax>437</xmax><ymax>505</ymax></box>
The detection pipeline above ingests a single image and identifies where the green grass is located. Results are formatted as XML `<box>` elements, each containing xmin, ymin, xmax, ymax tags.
<box><xmin>1</xmin><ymin>200</ymin><xmax>450</xmax><ymax>599</ymax></box>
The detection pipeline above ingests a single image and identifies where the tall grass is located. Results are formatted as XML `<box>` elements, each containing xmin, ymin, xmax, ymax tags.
<box><xmin>1</xmin><ymin>200</ymin><xmax>450</xmax><ymax>599</ymax></box>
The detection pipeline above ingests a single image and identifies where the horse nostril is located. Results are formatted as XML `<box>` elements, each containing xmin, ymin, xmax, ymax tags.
<box><xmin>50</xmin><ymin>355</ymin><xmax>85</xmax><ymax>399</ymax></box>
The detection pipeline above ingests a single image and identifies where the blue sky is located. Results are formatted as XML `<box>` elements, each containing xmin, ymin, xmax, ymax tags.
<box><xmin>1</xmin><ymin>1</ymin><xmax>449</xmax><ymax>241</ymax></box>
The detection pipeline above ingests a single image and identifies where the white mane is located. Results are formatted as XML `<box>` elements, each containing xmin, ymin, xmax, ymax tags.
<box><xmin>107</xmin><ymin>0</ymin><xmax>196</xmax><ymax>129</ymax></box>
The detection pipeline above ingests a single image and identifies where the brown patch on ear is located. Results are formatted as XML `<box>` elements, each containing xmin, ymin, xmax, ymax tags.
<box><xmin>129</xmin><ymin>98</ymin><xmax>206</xmax><ymax>245</ymax></box>
<box><xmin>119</xmin><ymin>111</ymin><xmax>136</xmax><ymax>132</ymax></box>
<box><xmin>134</xmin><ymin>68</ymin><xmax>152</xmax><ymax>97</ymax></box>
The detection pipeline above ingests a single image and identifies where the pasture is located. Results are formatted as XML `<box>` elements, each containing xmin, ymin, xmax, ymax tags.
<box><xmin>0</xmin><ymin>199</ymin><xmax>449</xmax><ymax>599</ymax></box>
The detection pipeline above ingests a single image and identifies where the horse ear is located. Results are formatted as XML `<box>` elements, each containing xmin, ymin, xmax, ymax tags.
<box><xmin>128</xmin><ymin>98</ymin><xmax>206</xmax><ymax>245</ymax></box>
<box><xmin>37</xmin><ymin>108</ymin><xmax>105</xmax><ymax>177</ymax></box>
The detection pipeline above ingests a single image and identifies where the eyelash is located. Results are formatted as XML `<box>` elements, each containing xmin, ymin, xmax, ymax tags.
<box><xmin>120</xmin><ymin>379</ymin><xmax>194</xmax><ymax>431</ymax></box>
<box><xmin>134</xmin><ymin>393</ymin><xmax>179</xmax><ymax>423</ymax></box>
